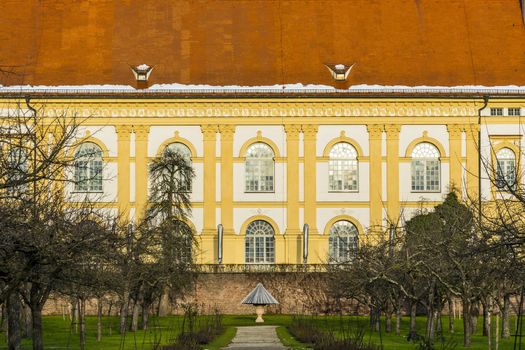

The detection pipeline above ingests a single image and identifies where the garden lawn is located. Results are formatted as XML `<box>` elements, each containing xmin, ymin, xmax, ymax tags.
<box><xmin>0</xmin><ymin>315</ymin><xmax>517</xmax><ymax>350</ymax></box>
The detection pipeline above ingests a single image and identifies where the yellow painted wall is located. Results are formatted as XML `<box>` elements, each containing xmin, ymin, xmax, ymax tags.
<box><xmin>6</xmin><ymin>96</ymin><xmax>520</xmax><ymax>265</ymax></box>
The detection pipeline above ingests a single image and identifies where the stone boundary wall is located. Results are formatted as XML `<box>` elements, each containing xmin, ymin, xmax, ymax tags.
<box><xmin>42</xmin><ymin>272</ymin><xmax>519</xmax><ymax>317</ymax></box>
<box><xmin>43</xmin><ymin>272</ymin><xmax>355</xmax><ymax>316</ymax></box>
<box><xmin>180</xmin><ymin>272</ymin><xmax>348</xmax><ymax>315</ymax></box>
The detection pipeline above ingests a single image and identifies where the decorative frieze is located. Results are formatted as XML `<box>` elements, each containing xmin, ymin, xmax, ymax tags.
<box><xmin>33</xmin><ymin>101</ymin><xmax>481</xmax><ymax>119</ymax></box>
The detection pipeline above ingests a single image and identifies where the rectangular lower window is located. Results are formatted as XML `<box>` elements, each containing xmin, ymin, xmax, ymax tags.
<box><xmin>509</xmin><ymin>108</ymin><xmax>521</xmax><ymax>116</ymax></box>
<box><xmin>490</xmin><ymin>108</ymin><xmax>503</xmax><ymax>116</ymax></box>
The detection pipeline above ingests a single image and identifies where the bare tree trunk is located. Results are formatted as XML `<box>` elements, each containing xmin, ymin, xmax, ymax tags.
<box><xmin>142</xmin><ymin>303</ymin><xmax>149</xmax><ymax>330</ymax></box>
<box><xmin>426</xmin><ymin>308</ymin><xmax>435</xmax><ymax>339</ymax></box>
<box><xmin>436</xmin><ymin>311</ymin><xmax>442</xmax><ymax>335</ymax></box>
<box><xmin>130</xmin><ymin>298</ymin><xmax>140</xmax><ymax>332</ymax></box>
<box><xmin>22</xmin><ymin>305</ymin><xmax>32</xmax><ymax>339</ymax></box>
<box><xmin>483</xmin><ymin>300</ymin><xmax>489</xmax><ymax>336</ymax></box>
<box><xmin>107</xmin><ymin>300</ymin><xmax>113</xmax><ymax>336</ymax></box>
<box><xmin>119</xmin><ymin>289</ymin><xmax>130</xmax><ymax>334</ymax></box>
<box><xmin>395</xmin><ymin>307</ymin><xmax>401</xmax><ymax>336</ymax></box>
<box><xmin>470</xmin><ymin>302</ymin><xmax>479</xmax><ymax>335</ymax></box>
<box><xmin>369</xmin><ymin>304</ymin><xmax>375</xmax><ymax>330</ymax></box>
<box><xmin>70</xmin><ymin>300</ymin><xmax>78</xmax><ymax>334</ymax></box>
<box><xmin>462</xmin><ymin>299</ymin><xmax>471</xmax><ymax>348</ymax></box>
<box><xmin>7</xmin><ymin>292</ymin><xmax>22</xmax><ymax>350</ymax></box>
<box><xmin>502</xmin><ymin>294</ymin><xmax>510</xmax><ymax>339</ymax></box>
<box><xmin>131</xmin><ymin>284</ymin><xmax>145</xmax><ymax>332</ymax></box>
<box><xmin>158</xmin><ymin>288</ymin><xmax>170</xmax><ymax>316</ymax></box>
<box><xmin>97</xmin><ymin>298</ymin><xmax>103</xmax><ymax>341</ymax></box>
<box><xmin>426</xmin><ymin>284</ymin><xmax>436</xmax><ymax>339</ymax></box>
<box><xmin>409</xmin><ymin>302</ymin><xmax>417</xmax><ymax>337</ymax></box>
<box><xmin>79</xmin><ymin>298</ymin><xmax>86</xmax><ymax>350</ymax></box>
<box><xmin>30</xmin><ymin>305</ymin><xmax>44</xmax><ymax>350</ymax></box>
<box><xmin>385</xmin><ymin>312</ymin><xmax>392</xmax><ymax>333</ymax></box>
<box><xmin>486</xmin><ymin>298</ymin><xmax>492</xmax><ymax>350</ymax></box>
<box><xmin>495</xmin><ymin>312</ymin><xmax>500</xmax><ymax>350</ymax></box>
<box><xmin>448</xmin><ymin>297</ymin><xmax>454</xmax><ymax>334</ymax></box>
<box><xmin>1</xmin><ymin>304</ymin><xmax>5</xmax><ymax>333</ymax></box>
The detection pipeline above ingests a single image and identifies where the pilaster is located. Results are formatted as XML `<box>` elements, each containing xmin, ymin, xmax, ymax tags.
<box><xmin>115</xmin><ymin>125</ymin><xmax>132</xmax><ymax>221</ymax></box>
<box><xmin>218</xmin><ymin>125</ymin><xmax>235</xmax><ymax>234</ymax></box>
<box><xmin>367</xmin><ymin>124</ymin><xmax>384</xmax><ymax>231</ymax></box>
<box><xmin>201</xmin><ymin>124</ymin><xmax>217</xmax><ymax>263</ymax></box>
<box><xmin>284</xmin><ymin>124</ymin><xmax>301</xmax><ymax>264</ymax></box>
<box><xmin>302</xmin><ymin>124</ymin><xmax>318</xmax><ymax>236</ymax></box>
<box><xmin>385</xmin><ymin>124</ymin><xmax>401</xmax><ymax>225</ymax></box>
<box><xmin>134</xmin><ymin>125</ymin><xmax>149</xmax><ymax>222</ymax></box>
<box><xmin>447</xmin><ymin>124</ymin><xmax>464</xmax><ymax>193</ymax></box>
<box><xmin>218</xmin><ymin>125</ymin><xmax>236</xmax><ymax>264</ymax></box>
<box><xmin>465</xmin><ymin>124</ymin><xmax>480</xmax><ymax>201</ymax></box>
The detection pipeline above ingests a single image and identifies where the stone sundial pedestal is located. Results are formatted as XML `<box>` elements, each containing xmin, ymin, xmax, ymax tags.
<box><xmin>241</xmin><ymin>283</ymin><xmax>279</xmax><ymax>323</ymax></box>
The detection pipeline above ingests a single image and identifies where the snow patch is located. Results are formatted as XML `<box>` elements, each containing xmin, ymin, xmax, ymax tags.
<box><xmin>0</xmin><ymin>83</ymin><xmax>525</xmax><ymax>94</ymax></box>
<box><xmin>0</xmin><ymin>84</ymin><xmax>135</xmax><ymax>91</ymax></box>
<box><xmin>348</xmin><ymin>84</ymin><xmax>525</xmax><ymax>91</ymax></box>
<box><xmin>147</xmin><ymin>83</ymin><xmax>335</xmax><ymax>90</ymax></box>
<box><xmin>135</xmin><ymin>64</ymin><xmax>150</xmax><ymax>71</ymax></box>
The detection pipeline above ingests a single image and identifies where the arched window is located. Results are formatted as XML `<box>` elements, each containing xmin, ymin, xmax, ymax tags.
<box><xmin>329</xmin><ymin>220</ymin><xmax>359</xmax><ymax>262</ymax></box>
<box><xmin>329</xmin><ymin>142</ymin><xmax>358</xmax><ymax>191</ymax></box>
<box><xmin>7</xmin><ymin>147</ymin><xmax>28</xmax><ymax>194</ymax></box>
<box><xmin>496</xmin><ymin>148</ymin><xmax>516</xmax><ymax>189</ymax></box>
<box><xmin>165</xmin><ymin>142</ymin><xmax>192</xmax><ymax>192</ymax></box>
<box><xmin>245</xmin><ymin>220</ymin><xmax>275</xmax><ymax>263</ymax></box>
<box><xmin>411</xmin><ymin>142</ymin><xmax>440</xmax><ymax>192</ymax></box>
<box><xmin>74</xmin><ymin>142</ymin><xmax>103</xmax><ymax>192</ymax></box>
<box><xmin>245</xmin><ymin>143</ymin><xmax>274</xmax><ymax>192</ymax></box>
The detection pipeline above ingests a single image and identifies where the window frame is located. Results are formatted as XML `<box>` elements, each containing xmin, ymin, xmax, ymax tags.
<box><xmin>508</xmin><ymin>108</ymin><xmax>521</xmax><ymax>116</ymax></box>
<box><xmin>328</xmin><ymin>220</ymin><xmax>359</xmax><ymax>263</ymax></box>
<box><xmin>244</xmin><ymin>142</ymin><xmax>275</xmax><ymax>193</ymax></box>
<box><xmin>73</xmin><ymin>142</ymin><xmax>104</xmax><ymax>193</ymax></box>
<box><xmin>490</xmin><ymin>108</ymin><xmax>503</xmax><ymax>116</ymax></box>
<box><xmin>328</xmin><ymin>142</ymin><xmax>359</xmax><ymax>193</ymax></box>
<box><xmin>495</xmin><ymin>148</ymin><xmax>517</xmax><ymax>191</ymax></box>
<box><xmin>410</xmin><ymin>142</ymin><xmax>441</xmax><ymax>193</ymax></box>
<box><xmin>164</xmin><ymin>142</ymin><xmax>193</xmax><ymax>193</ymax></box>
<box><xmin>244</xmin><ymin>220</ymin><xmax>275</xmax><ymax>264</ymax></box>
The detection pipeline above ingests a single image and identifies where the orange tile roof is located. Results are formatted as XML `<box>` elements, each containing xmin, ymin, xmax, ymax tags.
<box><xmin>1</xmin><ymin>0</ymin><xmax>524</xmax><ymax>88</ymax></box>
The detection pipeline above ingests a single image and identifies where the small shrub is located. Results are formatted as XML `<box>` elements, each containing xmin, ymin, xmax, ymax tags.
<box><xmin>408</xmin><ymin>333</ymin><xmax>457</xmax><ymax>350</ymax></box>
<box><xmin>162</xmin><ymin>305</ymin><xmax>224</xmax><ymax>350</ymax></box>
<box><xmin>287</xmin><ymin>315</ymin><xmax>377</xmax><ymax>350</ymax></box>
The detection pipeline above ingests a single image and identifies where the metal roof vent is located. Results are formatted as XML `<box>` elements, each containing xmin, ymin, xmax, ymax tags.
<box><xmin>325</xmin><ymin>63</ymin><xmax>355</xmax><ymax>82</ymax></box>
<box><xmin>131</xmin><ymin>64</ymin><xmax>153</xmax><ymax>89</ymax></box>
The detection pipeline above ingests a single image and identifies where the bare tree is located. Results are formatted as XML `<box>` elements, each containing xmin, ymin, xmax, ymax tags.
<box><xmin>116</xmin><ymin>148</ymin><xmax>196</xmax><ymax>334</ymax></box>
<box><xmin>0</xmin><ymin>96</ymin><xmax>103</xmax><ymax>350</ymax></box>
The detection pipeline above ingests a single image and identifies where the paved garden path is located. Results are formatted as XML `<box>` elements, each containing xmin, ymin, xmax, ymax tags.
<box><xmin>222</xmin><ymin>325</ymin><xmax>287</xmax><ymax>349</ymax></box>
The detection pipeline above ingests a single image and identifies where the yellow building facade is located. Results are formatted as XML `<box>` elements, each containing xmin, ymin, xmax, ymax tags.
<box><xmin>4</xmin><ymin>94</ymin><xmax>522</xmax><ymax>266</ymax></box>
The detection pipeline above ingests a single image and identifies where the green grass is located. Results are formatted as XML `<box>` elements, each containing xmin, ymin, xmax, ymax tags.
<box><xmin>278</xmin><ymin>315</ymin><xmax>516</xmax><ymax>350</ymax></box>
<box><xmin>0</xmin><ymin>314</ymin><xmax>518</xmax><ymax>350</ymax></box>
<box><xmin>0</xmin><ymin>315</ymin><xmax>195</xmax><ymax>350</ymax></box>
<box><xmin>204</xmin><ymin>326</ymin><xmax>236</xmax><ymax>350</ymax></box>
<box><xmin>275</xmin><ymin>326</ymin><xmax>310</xmax><ymax>349</ymax></box>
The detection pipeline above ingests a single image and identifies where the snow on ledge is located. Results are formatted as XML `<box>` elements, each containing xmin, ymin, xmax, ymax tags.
<box><xmin>1</xmin><ymin>83</ymin><xmax>525</xmax><ymax>95</ymax></box>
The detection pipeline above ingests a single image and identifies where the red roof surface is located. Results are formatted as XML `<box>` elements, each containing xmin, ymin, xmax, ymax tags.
<box><xmin>1</xmin><ymin>0</ymin><xmax>524</xmax><ymax>88</ymax></box>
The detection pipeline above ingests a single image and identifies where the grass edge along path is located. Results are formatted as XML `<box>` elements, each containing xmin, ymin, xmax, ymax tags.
<box><xmin>203</xmin><ymin>326</ymin><xmax>237</xmax><ymax>350</ymax></box>
<box><xmin>275</xmin><ymin>326</ymin><xmax>311</xmax><ymax>350</ymax></box>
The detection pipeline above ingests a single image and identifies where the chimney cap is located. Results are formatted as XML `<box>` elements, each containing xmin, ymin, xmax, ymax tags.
<box><xmin>131</xmin><ymin>64</ymin><xmax>154</xmax><ymax>81</ymax></box>
<box><xmin>325</xmin><ymin>63</ymin><xmax>355</xmax><ymax>82</ymax></box>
